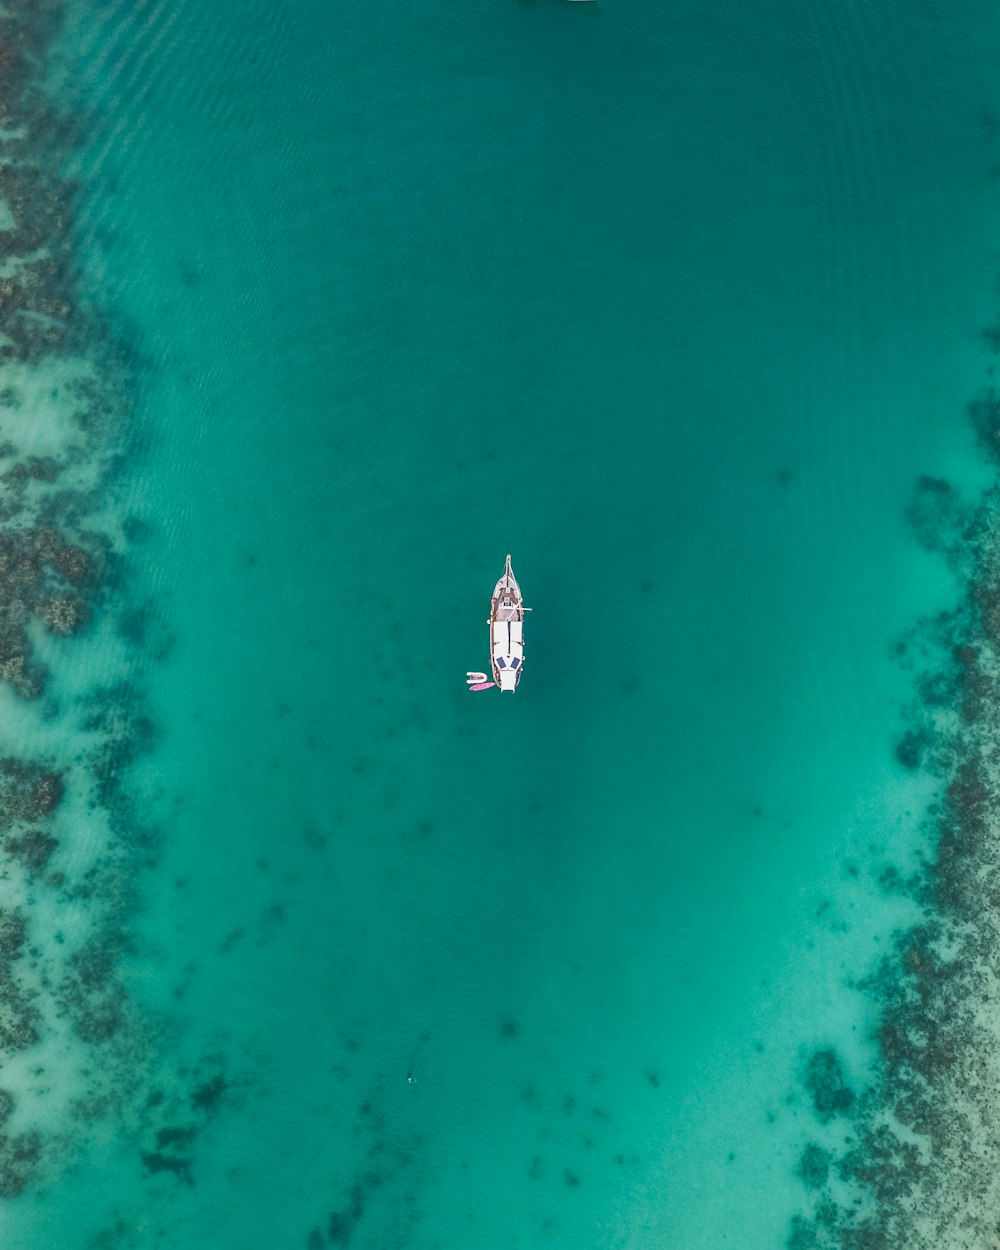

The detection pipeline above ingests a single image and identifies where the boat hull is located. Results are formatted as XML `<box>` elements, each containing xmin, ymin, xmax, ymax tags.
<box><xmin>489</xmin><ymin>554</ymin><xmax>524</xmax><ymax>693</ymax></box>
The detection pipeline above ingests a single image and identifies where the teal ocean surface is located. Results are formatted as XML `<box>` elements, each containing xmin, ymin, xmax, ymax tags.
<box><xmin>1</xmin><ymin>0</ymin><xmax>1000</xmax><ymax>1246</ymax></box>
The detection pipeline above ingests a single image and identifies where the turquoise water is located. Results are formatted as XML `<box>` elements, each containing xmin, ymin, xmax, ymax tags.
<box><xmin>1</xmin><ymin>0</ymin><xmax>999</xmax><ymax>1245</ymax></box>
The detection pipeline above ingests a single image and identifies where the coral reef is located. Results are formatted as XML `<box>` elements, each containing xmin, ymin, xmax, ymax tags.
<box><xmin>790</xmin><ymin>391</ymin><xmax>1000</xmax><ymax>1247</ymax></box>
<box><xmin>0</xmin><ymin>0</ymin><xmax>170</xmax><ymax>1199</ymax></box>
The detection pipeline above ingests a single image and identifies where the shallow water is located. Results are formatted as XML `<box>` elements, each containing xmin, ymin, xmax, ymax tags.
<box><xmin>1</xmin><ymin>0</ymin><xmax>999</xmax><ymax>1246</ymax></box>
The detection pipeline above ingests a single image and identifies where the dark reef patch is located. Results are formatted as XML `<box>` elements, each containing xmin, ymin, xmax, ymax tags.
<box><xmin>156</xmin><ymin>1125</ymin><xmax>198</xmax><ymax>1149</ymax></box>
<box><xmin>894</xmin><ymin>727</ymin><xmax>929</xmax><ymax>770</ymax></box>
<box><xmin>0</xmin><ymin>907</ymin><xmax>39</xmax><ymax>1051</ymax></box>
<box><xmin>3</xmin><ymin>827</ymin><xmax>57</xmax><ymax>873</ymax></box>
<box><xmin>327</xmin><ymin>1175</ymin><xmax>377</xmax><ymax>1245</ymax></box>
<box><xmin>0</xmin><ymin>522</ymin><xmax>101</xmax><ymax>700</ymax></box>
<box><xmin>141</xmin><ymin>1150</ymin><xmax>193</xmax><ymax>1185</ymax></box>
<box><xmin>304</xmin><ymin>1079</ymin><xmax>428</xmax><ymax>1247</ymax></box>
<box><xmin>190</xmin><ymin>1073</ymin><xmax>229</xmax><ymax>1115</ymax></box>
<box><xmin>499</xmin><ymin>1015</ymin><xmax>519</xmax><ymax>1039</ymax></box>
<box><xmin>904</xmin><ymin>475</ymin><xmax>967</xmax><ymax>558</ymax></box>
<box><xmin>803</xmin><ymin>1049</ymin><xmax>856</xmax><ymax>1123</ymax></box>
<box><xmin>0</xmin><ymin>757</ymin><xmax>63</xmax><ymax>823</ymax></box>
<box><xmin>63</xmin><ymin>936</ymin><xmax>128</xmax><ymax>1045</ymax></box>
<box><xmin>0</xmin><ymin>1128</ymin><xmax>41</xmax><ymax>1196</ymax></box>
<box><xmin>796</xmin><ymin>1143</ymin><xmax>831</xmax><ymax>1190</ymax></box>
<box><xmin>83</xmin><ymin>682</ymin><xmax>158</xmax><ymax>817</ymax></box>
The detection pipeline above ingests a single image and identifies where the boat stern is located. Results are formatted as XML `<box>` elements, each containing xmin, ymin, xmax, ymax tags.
<box><xmin>497</xmin><ymin>668</ymin><xmax>518</xmax><ymax>693</ymax></box>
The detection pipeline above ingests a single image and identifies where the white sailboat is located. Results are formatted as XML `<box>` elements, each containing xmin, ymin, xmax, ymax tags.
<box><xmin>490</xmin><ymin>554</ymin><xmax>526</xmax><ymax>692</ymax></box>
<box><xmin>466</xmin><ymin>554</ymin><xmax>529</xmax><ymax>693</ymax></box>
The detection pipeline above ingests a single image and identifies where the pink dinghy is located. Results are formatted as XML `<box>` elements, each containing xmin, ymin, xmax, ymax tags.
<box><xmin>466</xmin><ymin>672</ymin><xmax>495</xmax><ymax>691</ymax></box>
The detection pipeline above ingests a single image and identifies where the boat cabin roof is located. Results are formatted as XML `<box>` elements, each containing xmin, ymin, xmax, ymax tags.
<box><xmin>492</xmin><ymin>620</ymin><xmax>523</xmax><ymax>658</ymax></box>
